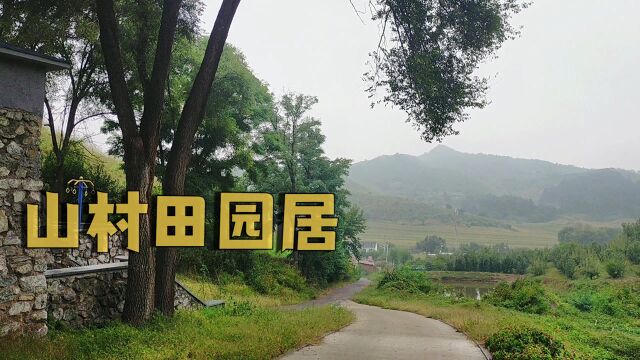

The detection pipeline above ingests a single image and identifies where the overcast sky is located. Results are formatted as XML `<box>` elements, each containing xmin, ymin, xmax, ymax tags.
<box><xmin>197</xmin><ymin>0</ymin><xmax>640</xmax><ymax>170</ymax></box>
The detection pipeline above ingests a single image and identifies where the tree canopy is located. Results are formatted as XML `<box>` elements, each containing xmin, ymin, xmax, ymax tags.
<box><xmin>367</xmin><ymin>0</ymin><xmax>527</xmax><ymax>141</ymax></box>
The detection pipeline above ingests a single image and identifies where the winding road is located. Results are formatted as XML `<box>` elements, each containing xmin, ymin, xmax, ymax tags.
<box><xmin>280</xmin><ymin>279</ymin><xmax>487</xmax><ymax>360</ymax></box>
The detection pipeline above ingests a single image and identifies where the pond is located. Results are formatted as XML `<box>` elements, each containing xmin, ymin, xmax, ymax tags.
<box><xmin>445</xmin><ymin>283</ymin><xmax>494</xmax><ymax>300</ymax></box>
<box><xmin>424</xmin><ymin>271</ymin><xmax>519</xmax><ymax>300</ymax></box>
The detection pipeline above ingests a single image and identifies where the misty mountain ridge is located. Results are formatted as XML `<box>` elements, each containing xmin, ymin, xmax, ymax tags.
<box><xmin>348</xmin><ymin>145</ymin><xmax>640</xmax><ymax>221</ymax></box>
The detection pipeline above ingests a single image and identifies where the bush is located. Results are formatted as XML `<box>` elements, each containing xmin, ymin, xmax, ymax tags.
<box><xmin>178</xmin><ymin>249</ymin><xmax>312</xmax><ymax>297</ymax></box>
<box><xmin>528</xmin><ymin>259</ymin><xmax>547</xmax><ymax>276</ymax></box>
<box><xmin>550</xmin><ymin>244</ymin><xmax>581</xmax><ymax>279</ymax></box>
<box><xmin>570</xmin><ymin>292</ymin><xmax>595</xmax><ymax>312</ymax></box>
<box><xmin>579</xmin><ymin>256</ymin><xmax>600</xmax><ymax>280</ymax></box>
<box><xmin>605</xmin><ymin>259</ymin><xmax>626</xmax><ymax>279</ymax></box>
<box><xmin>486</xmin><ymin>327</ymin><xmax>565</xmax><ymax>360</ymax></box>
<box><xmin>627</xmin><ymin>241</ymin><xmax>640</xmax><ymax>264</ymax></box>
<box><xmin>485</xmin><ymin>279</ymin><xmax>550</xmax><ymax>314</ymax></box>
<box><xmin>246</xmin><ymin>253</ymin><xmax>309</xmax><ymax>296</ymax></box>
<box><xmin>377</xmin><ymin>267</ymin><xmax>438</xmax><ymax>294</ymax></box>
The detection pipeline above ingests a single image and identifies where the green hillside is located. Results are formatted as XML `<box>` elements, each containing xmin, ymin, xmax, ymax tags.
<box><xmin>347</xmin><ymin>145</ymin><xmax>640</xmax><ymax>222</ymax></box>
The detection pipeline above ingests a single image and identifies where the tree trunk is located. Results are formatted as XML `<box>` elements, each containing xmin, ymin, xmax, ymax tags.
<box><xmin>55</xmin><ymin>156</ymin><xmax>65</xmax><ymax>201</ymax></box>
<box><xmin>121</xmin><ymin>140</ymin><xmax>157</xmax><ymax>325</ymax></box>
<box><xmin>96</xmin><ymin>0</ymin><xmax>181</xmax><ymax>325</ymax></box>
<box><xmin>154</xmin><ymin>0</ymin><xmax>241</xmax><ymax>317</ymax></box>
<box><xmin>154</xmin><ymin>165</ymin><xmax>185</xmax><ymax>316</ymax></box>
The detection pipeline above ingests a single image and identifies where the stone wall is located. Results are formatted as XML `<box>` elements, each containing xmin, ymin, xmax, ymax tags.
<box><xmin>48</xmin><ymin>234</ymin><xmax>128</xmax><ymax>269</ymax></box>
<box><xmin>47</xmin><ymin>267</ymin><xmax>204</xmax><ymax>328</ymax></box>
<box><xmin>0</xmin><ymin>107</ymin><xmax>48</xmax><ymax>336</ymax></box>
<box><xmin>0</xmin><ymin>107</ymin><xmax>210</xmax><ymax>336</ymax></box>
<box><xmin>47</xmin><ymin>269</ymin><xmax>127</xmax><ymax>327</ymax></box>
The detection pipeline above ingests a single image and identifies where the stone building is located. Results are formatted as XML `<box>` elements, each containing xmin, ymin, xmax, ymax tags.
<box><xmin>0</xmin><ymin>42</ymin><xmax>70</xmax><ymax>336</ymax></box>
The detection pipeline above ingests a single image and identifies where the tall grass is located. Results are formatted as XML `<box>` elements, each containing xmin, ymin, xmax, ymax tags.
<box><xmin>355</xmin><ymin>271</ymin><xmax>640</xmax><ymax>359</ymax></box>
<box><xmin>0</xmin><ymin>305</ymin><xmax>353</xmax><ymax>360</ymax></box>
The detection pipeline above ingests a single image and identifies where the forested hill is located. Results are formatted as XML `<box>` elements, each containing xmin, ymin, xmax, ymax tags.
<box><xmin>348</xmin><ymin>145</ymin><xmax>640</xmax><ymax>221</ymax></box>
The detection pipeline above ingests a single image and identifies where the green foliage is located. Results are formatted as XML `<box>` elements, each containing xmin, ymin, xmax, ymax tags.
<box><xmin>0</xmin><ymin>305</ymin><xmax>353</xmax><ymax>360</ymax></box>
<box><xmin>212</xmin><ymin>299</ymin><xmax>255</xmax><ymax>317</ymax></box>
<box><xmin>249</xmin><ymin>92</ymin><xmax>366</xmax><ymax>285</ymax></box>
<box><xmin>423</xmin><ymin>243</ymin><xmax>541</xmax><ymax>275</ymax></box>
<box><xmin>178</xmin><ymin>249</ymin><xmax>313</xmax><ymax>298</ymax></box>
<box><xmin>568</xmin><ymin>284</ymin><xmax>640</xmax><ymax>318</ymax></box>
<box><xmin>463</xmin><ymin>194</ymin><xmax>558</xmax><ymax>223</ymax></box>
<box><xmin>628</xmin><ymin>242</ymin><xmax>640</xmax><ymax>265</ymax></box>
<box><xmin>549</xmin><ymin>243</ymin><xmax>581</xmax><ymax>279</ymax></box>
<box><xmin>178</xmin><ymin>248</ymin><xmax>255</xmax><ymax>279</ymax></box>
<box><xmin>622</xmin><ymin>219</ymin><xmax>640</xmax><ymax>264</ymax></box>
<box><xmin>485</xmin><ymin>327</ymin><xmax>565</xmax><ymax>360</ymax></box>
<box><xmin>579</xmin><ymin>255</ymin><xmax>601</xmax><ymax>280</ymax></box>
<box><xmin>605</xmin><ymin>259</ymin><xmax>626</xmax><ymax>279</ymax></box>
<box><xmin>377</xmin><ymin>267</ymin><xmax>439</xmax><ymax>294</ymax></box>
<box><xmin>388</xmin><ymin>246</ymin><xmax>411</xmax><ymax>265</ymax></box>
<box><xmin>245</xmin><ymin>253</ymin><xmax>310</xmax><ymax>297</ymax></box>
<box><xmin>358</xmin><ymin>269</ymin><xmax>640</xmax><ymax>359</ymax></box>
<box><xmin>569</xmin><ymin>291</ymin><xmax>595</xmax><ymax>312</ymax></box>
<box><xmin>367</xmin><ymin>0</ymin><xmax>526</xmax><ymax>142</ymax></box>
<box><xmin>41</xmin><ymin>135</ymin><xmax>124</xmax><ymax>204</ymax></box>
<box><xmin>527</xmin><ymin>258</ymin><xmax>547</xmax><ymax>277</ymax></box>
<box><xmin>485</xmin><ymin>279</ymin><xmax>550</xmax><ymax>314</ymax></box>
<box><xmin>558</xmin><ymin>224</ymin><xmax>619</xmax><ymax>246</ymax></box>
<box><xmin>416</xmin><ymin>235</ymin><xmax>447</xmax><ymax>254</ymax></box>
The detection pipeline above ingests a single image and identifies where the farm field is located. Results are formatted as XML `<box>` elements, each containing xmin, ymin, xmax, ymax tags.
<box><xmin>362</xmin><ymin>220</ymin><xmax>576</xmax><ymax>249</ymax></box>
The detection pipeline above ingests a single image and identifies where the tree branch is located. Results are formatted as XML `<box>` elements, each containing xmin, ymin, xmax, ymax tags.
<box><xmin>139</xmin><ymin>0</ymin><xmax>183</xmax><ymax>147</ymax></box>
<box><xmin>163</xmin><ymin>0</ymin><xmax>241</xmax><ymax>194</ymax></box>
<box><xmin>74</xmin><ymin>111</ymin><xmax>115</xmax><ymax>126</ymax></box>
<box><xmin>44</xmin><ymin>97</ymin><xmax>61</xmax><ymax>157</ymax></box>
<box><xmin>95</xmin><ymin>0</ymin><xmax>138</xmax><ymax>142</ymax></box>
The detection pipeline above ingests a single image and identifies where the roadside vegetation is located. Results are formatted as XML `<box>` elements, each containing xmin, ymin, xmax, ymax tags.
<box><xmin>0</xmin><ymin>304</ymin><xmax>353</xmax><ymax>360</ymax></box>
<box><xmin>356</xmin><ymin>219</ymin><xmax>640</xmax><ymax>359</ymax></box>
<box><xmin>1</xmin><ymin>250</ymin><xmax>359</xmax><ymax>360</ymax></box>
<box><xmin>356</xmin><ymin>268</ymin><xmax>640</xmax><ymax>359</ymax></box>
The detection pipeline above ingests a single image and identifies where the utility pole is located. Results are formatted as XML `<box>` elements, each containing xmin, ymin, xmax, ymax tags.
<box><xmin>385</xmin><ymin>241</ymin><xmax>389</xmax><ymax>265</ymax></box>
<box><xmin>453</xmin><ymin>208</ymin><xmax>460</xmax><ymax>245</ymax></box>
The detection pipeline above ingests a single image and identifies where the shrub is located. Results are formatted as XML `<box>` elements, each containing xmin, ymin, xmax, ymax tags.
<box><xmin>178</xmin><ymin>249</ymin><xmax>312</xmax><ymax>297</ymax></box>
<box><xmin>377</xmin><ymin>267</ymin><xmax>438</xmax><ymax>294</ymax></box>
<box><xmin>579</xmin><ymin>256</ymin><xmax>600</xmax><ymax>280</ymax></box>
<box><xmin>486</xmin><ymin>327</ymin><xmax>565</xmax><ymax>360</ymax></box>
<box><xmin>627</xmin><ymin>241</ymin><xmax>640</xmax><ymax>264</ymax></box>
<box><xmin>550</xmin><ymin>243</ymin><xmax>582</xmax><ymax>279</ymax></box>
<box><xmin>605</xmin><ymin>259</ymin><xmax>626</xmax><ymax>279</ymax></box>
<box><xmin>485</xmin><ymin>279</ymin><xmax>550</xmax><ymax>314</ymax></box>
<box><xmin>570</xmin><ymin>292</ymin><xmax>594</xmax><ymax>312</ymax></box>
<box><xmin>528</xmin><ymin>258</ymin><xmax>547</xmax><ymax>276</ymax></box>
<box><xmin>246</xmin><ymin>253</ymin><xmax>309</xmax><ymax>296</ymax></box>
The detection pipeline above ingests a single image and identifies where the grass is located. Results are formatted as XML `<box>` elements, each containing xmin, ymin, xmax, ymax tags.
<box><xmin>355</xmin><ymin>271</ymin><xmax>640</xmax><ymax>359</ymax></box>
<box><xmin>363</xmin><ymin>218</ymin><xmax>631</xmax><ymax>250</ymax></box>
<box><xmin>0</xmin><ymin>275</ymin><xmax>355</xmax><ymax>359</ymax></box>
<box><xmin>177</xmin><ymin>274</ymin><xmax>311</xmax><ymax>307</ymax></box>
<box><xmin>0</xmin><ymin>305</ymin><xmax>353</xmax><ymax>360</ymax></box>
<box><xmin>362</xmin><ymin>220</ymin><xmax>562</xmax><ymax>249</ymax></box>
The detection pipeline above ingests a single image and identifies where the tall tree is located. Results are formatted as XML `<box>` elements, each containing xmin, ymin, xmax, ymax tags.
<box><xmin>94</xmin><ymin>0</ymin><xmax>241</xmax><ymax>323</ymax></box>
<box><xmin>250</xmin><ymin>93</ymin><xmax>365</xmax><ymax>285</ymax></box>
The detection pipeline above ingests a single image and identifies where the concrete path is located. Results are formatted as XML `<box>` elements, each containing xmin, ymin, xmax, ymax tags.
<box><xmin>280</xmin><ymin>279</ymin><xmax>487</xmax><ymax>360</ymax></box>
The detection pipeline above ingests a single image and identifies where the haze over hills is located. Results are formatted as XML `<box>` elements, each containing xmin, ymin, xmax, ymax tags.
<box><xmin>348</xmin><ymin>145</ymin><xmax>640</xmax><ymax>222</ymax></box>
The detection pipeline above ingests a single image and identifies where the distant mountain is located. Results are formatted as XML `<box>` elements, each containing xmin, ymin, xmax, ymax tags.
<box><xmin>348</xmin><ymin>145</ymin><xmax>640</xmax><ymax>221</ymax></box>
<box><xmin>418</xmin><ymin>145</ymin><xmax>588</xmax><ymax>199</ymax></box>
<box><xmin>540</xmin><ymin>169</ymin><xmax>640</xmax><ymax>219</ymax></box>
